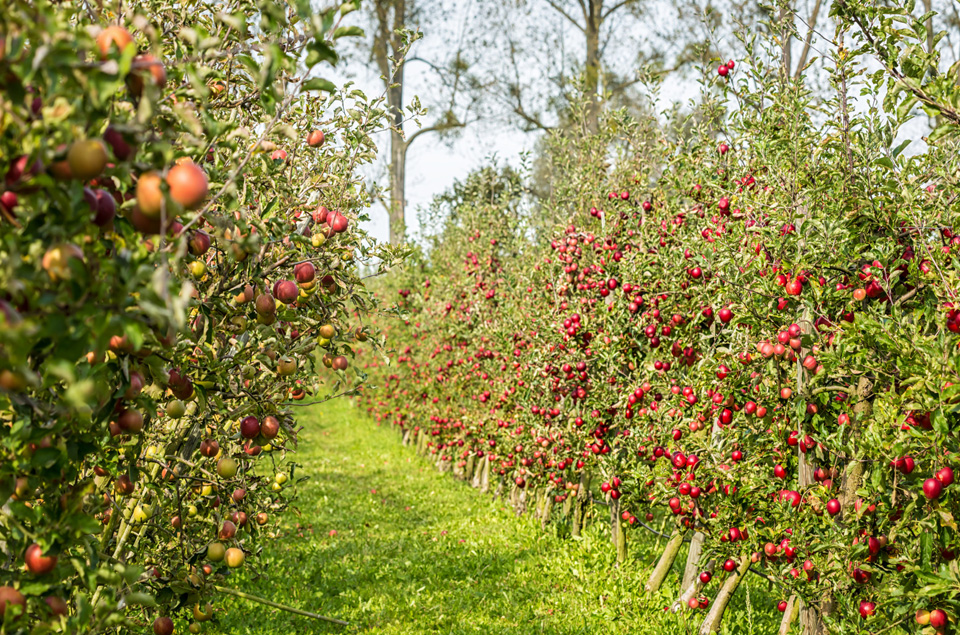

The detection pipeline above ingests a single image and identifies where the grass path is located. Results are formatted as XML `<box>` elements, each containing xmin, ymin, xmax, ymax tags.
<box><xmin>218</xmin><ymin>398</ymin><xmax>780</xmax><ymax>635</ymax></box>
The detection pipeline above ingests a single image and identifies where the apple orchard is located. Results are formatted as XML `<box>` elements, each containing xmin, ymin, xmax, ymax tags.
<box><xmin>359</xmin><ymin>3</ymin><xmax>960</xmax><ymax>635</ymax></box>
<box><xmin>0</xmin><ymin>1</ymin><xmax>401</xmax><ymax>633</ymax></box>
<box><xmin>7</xmin><ymin>0</ymin><xmax>960</xmax><ymax>634</ymax></box>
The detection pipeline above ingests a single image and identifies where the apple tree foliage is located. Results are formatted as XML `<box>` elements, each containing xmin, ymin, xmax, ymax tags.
<box><xmin>0</xmin><ymin>0</ymin><xmax>401</xmax><ymax>632</ymax></box>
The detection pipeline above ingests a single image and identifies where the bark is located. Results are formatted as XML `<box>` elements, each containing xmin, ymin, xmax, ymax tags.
<box><xmin>797</xmin><ymin>309</ymin><xmax>825</xmax><ymax>635</ymax></box>
<box><xmin>541</xmin><ymin>488</ymin><xmax>555</xmax><ymax>529</ymax></box>
<box><xmin>681</xmin><ymin>532</ymin><xmax>706</xmax><ymax>591</ymax></box>
<box><xmin>571</xmin><ymin>471</ymin><xmax>591</xmax><ymax>537</ymax></box>
<box><xmin>471</xmin><ymin>455</ymin><xmax>484</xmax><ymax>488</ymax></box>
<box><xmin>793</xmin><ymin>0</ymin><xmax>822</xmax><ymax>78</ymax></box>
<box><xmin>584</xmin><ymin>0</ymin><xmax>601</xmax><ymax>133</ymax></box>
<box><xmin>671</xmin><ymin>559</ymin><xmax>713</xmax><ymax>613</ymax></box>
<box><xmin>464</xmin><ymin>454</ymin><xmax>475</xmax><ymax>481</ymax></box>
<box><xmin>777</xmin><ymin>1</ymin><xmax>793</xmax><ymax>77</ymax></box>
<box><xmin>697</xmin><ymin>557</ymin><xmax>751</xmax><ymax>634</ymax></box>
<box><xmin>610</xmin><ymin>497</ymin><xmax>627</xmax><ymax>563</ymax></box>
<box><xmin>479</xmin><ymin>457</ymin><xmax>490</xmax><ymax>494</ymax></box>
<box><xmin>401</xmin><ymin>428</ymin><xmax>411</xmax><ymax>446</ymax></box>
<box><xmin>372</xmin><ymin>0</ymin><xmax>408</xmax><ymax>244</ymax></box>
<box><xmin>778</xmin><ymin>595</ymin><xmax>800</xmax><ymax>635</ymax></box>
<box><xmin>644</xmin><ymin>529</ymin><xmax>686</xmax><ymax>593</ymax></box>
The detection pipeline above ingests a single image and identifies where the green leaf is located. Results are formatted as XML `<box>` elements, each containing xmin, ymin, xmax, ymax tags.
<box><xmin>933</xmin><ymin>409</ymin><xmax>949</xmax><ymax>434</ymax></box>
<box><xmin>302</xmin><ymin>77</ymin><xmax>337</xmax><ymax>93</ymax></box>
<box><xmin>333</xmin><ymin>26</ymin><xmax>364</xmax><ymax>39</ymax></box>
<box><xmin>927</xmin><ymin>121</ymin><xmax>958</xmax><ymax>143</ymax></box>
<box><xmin>305</xmin><ymin>40</ymin><xmax>338</xmax><ymax>68</ymax></box>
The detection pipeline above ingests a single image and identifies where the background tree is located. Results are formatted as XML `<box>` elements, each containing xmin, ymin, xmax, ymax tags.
<box><xmin>362</xmin><ymin>0</ymin><xmax>483</xmax><ymax>244</ymax></box>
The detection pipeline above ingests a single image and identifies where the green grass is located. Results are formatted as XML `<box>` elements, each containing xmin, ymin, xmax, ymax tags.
<box><xmin>217</xmin><ymin>398</ymin><xmax>782</xmax><ymax>634</ymax></box>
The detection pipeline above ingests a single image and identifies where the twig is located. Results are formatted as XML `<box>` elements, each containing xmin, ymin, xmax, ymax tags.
<box><xmin>214</xmin><ymin>585</ymin><xmax>349</xmax><ymax>626</ymax></box>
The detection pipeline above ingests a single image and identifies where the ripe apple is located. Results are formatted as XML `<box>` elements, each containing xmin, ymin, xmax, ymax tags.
<box><xmin>255</xmin><ymin>293</ymin><xmax>277</xmax><ymax>316</ymax></box>
<box><xmin>96</xmin><ymin>25</ymin><xmax>134</xmax><ymax>59</ymax></box>
<box><xmin>153</xmin><ymin>616</ymin><xmax>174</xmax><ymax>635</ymax></box>
<box><xmin>128</xmin><ymin>54</ymin><xmax>167</xmax><ymax>96</ymax></box>
<box><xmin>1</xmin><ymin>190</ymin><xmax>18</xmax><ymax>214</ymax></box>
<box><xmin>307</xmin><ymin>130</ymin><xmax>325</xmax><ymax>147</ymax></box>
<box><xmin>43</xmin><ymin>595</ymin><xmax>68</xmax><ymax>616</ymax></box>
<box><xmin>67</xmin><ymin>139</ymin><xmax>108</xmax><ymax>180</ymax></box>
<box><xmin>332</xmin><ymin>355</ymin><xmax>348</xmax><ymax>371</ymax></box>
<box><xmin>218</xmin><ymin>520</ymin><xmax>236</xmax><ymax>540</ymax></box>
<box><xmin>277</xmin><ymin>355</ymin><xmax>297</xmax><ymax>376</ymax></box>
<box><xmin>216</xmin><ymin>457</ymin><xmax>238</xmax><ymax>478</ymax></box>
<box><xmin>104</xmin><ymin>125</ymin><xmax>135</xmax><ymax>161</ymax></box>
<box><xmin>224</xmin><ymin>547</ymin><xmax>245</xmax><ymax>568</ymax></box>
<box><xmin>699</xmin><ymin>571</ymin><xmax>711</xmax><ymax>584</ymax></box>
<box><xmin>167</xmin><ymin>161</ymin><xmax>208</xmax><ymax>209</ymax></box>
<box><xmin>937</xmin><ymin>466</ymin><xmax>954</xmax><ymax>487</ymax></box>
<box><xmin>0</xmin><ymin>586</ymin><xmax>25</xmax><ymax>618</ymax></box>
<box><xmin>722</xmin><ymin>558</ymin><xmax>737</xmax><ymax>572</ymax></box>
<box><xmin>930</xmin><ymin>609</ymin><xmax>947</xmax><ymax>628</ymax></box>
<box><xmin>858</xmin><ymin>601</ymin><xmax>876</xmax><ymax>618</ymax></box>
<box><xmin>117</xmin><ymin>408</ymin><xmax>143</xmax><ymax>433</ymax></box>
<box><xmin>188</xmin><ymin>230</ymin><xmax>211</xmax><ymax>256</ymax></box>
<box><xmin>42</xmin><ymin>243</ymin><xmax>84</xmax><ymax>281</ymax></box>
<box><xmin>115</xmin><ymin>474</ymin><xmax>135</xmax><ymax>496</ymax></box>
<box><xmin>924</xmin><ymin>477</ymin><xmax>943</xmax><ymax>500</ymax></box>
<box><xmin>25</xmin><ymin>543</ymin><xmax>57</xmax><ymax>574</ymax></box>
<box><xmin>261</xmin><ymin>415</ymin><xmax>280</xmax><ymax>439</ymax></box>
<box><xmin>826</xmin><ymin>498</ymin><xmax>841</xmax><ymax>515</ymax></box>
<box><xmin>274</xmin><ymin>280</ymin><xmax>298</xmax><ymax>304</ymax></box>
<box><xmin>295</xmin><ymin>261</ymin><xmax>316</xmax><ymax>284</ymax></box>
<box><xmin>239</xmin><ymin>415</ymin><xmax>260</xmax><ymax>439</ymax></box>
<box><xmin>136</xmin><ymin>171</ymin><xmax>167</xmax><ymax>218</ymax></box>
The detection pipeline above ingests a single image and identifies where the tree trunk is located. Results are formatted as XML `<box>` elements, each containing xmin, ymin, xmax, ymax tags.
<box><xmin>777</xmin><ymin>1</ymin><xmax>793</xmax><ymax>77</ymax></box>
<box><xmin>698</xmin><ymin>557</ymin><xmax>751</xmax><ymax>634</ymax></box>
<box><xmin>778</xmin><ymin>595</ymin><xmax>799</xmax><ymax>634</ymax></box>
<box><xmin>797</xmin><ymin>308</ymin><xmax>826</xmax><ymax>635</ymax></box>
<box><xmin>371</xmin><ymin>0</ymin><xmax>408</xmax><ymax>245</ymax></box>
<box><xmin>672</xmin><ymin>559</ymin><xmax>713</xmax><ymax>613</ymax></box>
<box><xmin>584</xmin><ymin>1</ymin><xmax>601</xmax><ymax>133</ymax></box>
<box><xmin>479</xmin><ymin>457</ymin><xmax>491</xmax><ymax>494</ymax></box>
<box><xmin>681</xmin><ymin>531</ymin><xmax>706</xmax><ymax>591</ymax></box>
<box><xmin>388</xmin><ymin>121</ymin><xmax>406</xmax><ymax>244</ymax></box>
<box><xmin>571</xmin><ymin>471</ymin><xmax>591</xmax><ymax>537</ymax></box>
<box><xmin>644</xmin><ymin>529</ymin><xmax>685</xmax><ymax>593</ymax></box>
<box><xmin>610</xmin><ymin>497</ymin><xmax>627</xmax><ymax>563</ymax></box>
<box><xmin>541</xmin><ymin>488</ymin><xmax>554</xmax><ymax>529</ymax></box>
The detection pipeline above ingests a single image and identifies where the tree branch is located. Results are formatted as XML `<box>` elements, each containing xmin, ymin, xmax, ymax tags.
<box><xmin>601</xmin><ymin>0</ymin><xmax>634</xmax><ymax>21</ymax></box>
<box><xmin>546</xmin><ymin>0</ymin><xmax>586</xmax><ymax>32</ymax></box>
<box><xmin>794</xmin><ymin>0</ymin><xmax>823</xmax><ymax>78</ymax></box>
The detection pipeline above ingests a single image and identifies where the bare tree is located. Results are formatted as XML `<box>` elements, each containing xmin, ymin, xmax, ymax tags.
<box><xmin>365</xmin><ymin>0</ymin><xmax>481</xmax><ymax>244</ymax></box>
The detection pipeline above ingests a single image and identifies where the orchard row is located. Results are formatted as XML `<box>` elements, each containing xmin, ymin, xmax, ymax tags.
<box><xmin>362</xmin><ymin>11</ymin><xmax>960</xmax><ymax>634</ymax></box>
<box><xmin>1</xmin><ymin>2</ymin><xmax>393</xmax><ymax>634</ymax></box>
